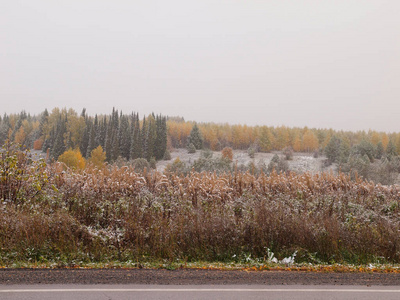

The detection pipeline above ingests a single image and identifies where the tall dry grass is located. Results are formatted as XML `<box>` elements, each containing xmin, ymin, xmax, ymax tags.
<box><xmin>1</xmin><ymin>161</ymin><xmax>400</xmax><ymax>264</ymax></box>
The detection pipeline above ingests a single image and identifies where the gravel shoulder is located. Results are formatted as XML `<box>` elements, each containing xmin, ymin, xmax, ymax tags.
<box><xmin>1</xmin><ymin>269</ymin><xmax>399</xmax><ymax>286</ymax></box>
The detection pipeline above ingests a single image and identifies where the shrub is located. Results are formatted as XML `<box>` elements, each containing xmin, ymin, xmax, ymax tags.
<box><xmin>187</xmin><ymin>143</ymin><xmax>196</xmax><ymax>154</ymax></box>
<box><xmin>282</xmin><ymin>146</ymin><xmax>293</xmax><ymax>160</ymax></box>
<box><xmin>248</xmin><ymin>146</ymin><xmax>256</xmax><ymax>159</ymax></box>
<box><xmin>340</xmin><ymin>154</ymin><xmax>370</xmax><ymax>180</ymax></box>
<box><xmin>149</xmin><ymin>157</ymin><xmax>157</xmax><ymax>169</ymax></box>
<box><xmin>130</xmin><ymin>158</ymin><xmax>150</xmax><ymax>172</ymax></box>
<box><xmin>163</xmin><ymin>150</ymin><xmax>171</xmax><ymax>161</ymax></box>
<box><xmin>191</xmin><ymin>156</ymin><xmax>232</xmax><ymax>174</ymax></box>
<box><xmin>0</xmin><ymin>141</ymin><xmax>48</xmax><ymax>203</ymax></box>
<box><xmin>221</xmin><ymin>147</ymin><xmax>233</xmax><ymax>161</ymax></box>
<box><xmin>112</xmin><ymin>156</ymin><xmax>128</xmax><ymax>168</ymax></box>
<box><xmin>201</xmin><ymin>149</ymin><xmax>213</xmax><ymax>159</ymax></box>
<box><xmin>164</xmin><ymin>157</ymin><xmax>187</xmax><ymax>175</ymax></box>
<box><xmin>267</xmin><ymin>154</ymin><xmax>289</xmax><ymax>174</ymax></box>
<box><xmin>33</xmin><ymin>139</ymin><xmax>43</xmax><ymax>151</ymax></box>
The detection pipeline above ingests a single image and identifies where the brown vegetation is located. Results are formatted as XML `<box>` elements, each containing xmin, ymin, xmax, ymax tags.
<box><xmin>1</xmin><ymin>144</ymin><xmax>399</xmax><ymax>266</ymax></box>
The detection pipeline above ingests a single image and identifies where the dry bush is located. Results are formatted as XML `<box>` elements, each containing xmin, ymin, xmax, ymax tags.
<box><xmin>0</xmin><ymin>141</ymin><xmax>48</xmax><ymax>204</ymax></box>
<box><xmin>33</xmin><ymin>139</ymin><xmax>43</xmax><ymax>150</ymax></box>
<box><xmin>221</xmin><ymin>147</ymin><xmax>233</xmax><ymax>161</ymax></box>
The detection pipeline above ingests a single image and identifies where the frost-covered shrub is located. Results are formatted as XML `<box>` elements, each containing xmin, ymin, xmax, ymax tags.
<box><xmin>163</xmin><ymin>150</ymin><xmax>171</xmax><ymax>161</ymax></box>
<box><xmin>191</xmin><ymin>156</ymin><xmax>232</xmax><ymax>174</ymax></box>
<box><xmin>201</xmin><ymin>148</ymin><xmax>213</xmax><ymax>159</ymax></box>
<box><xmin>367</xmin><ymin>156</ymin><xmax>400</xmax><ymax>185</ymax></box>
<box><xmin>130</xmin><ymin>158</ymin><xmax>150</xmax><ymax>172</ymax></box>
<box><xmin>0</xmin><ymin>141</ymin><xmax>48</xmax><ymax>204</ymax></box>
<box><xmin>164</xmin><ymin>157</ymin><xmax>187</xmax><ymax>175</ymax></box>
<box><xmin>340</xmin><ymin>154</ymin><xmax>370</xmax><ymax>180</ymax></box>
<box><xmin>267</xmin><ymin>154</ymin><xmax>289</xmax><ymax>174</ymax></box>
<box><xmin>248</xmin><ymin>146</ymin><xmax>256</xmax><ymax>158</ymax></box>
<box><xmin>187</xmin><ymin>143</ymin><xmax>196</xmax><ymax>154</ymax></box>
<box><xmin>149</xmin><ymin>157</ymin><xmax>157</xmax><ymax>169</ymax></box>
<box><xmin>282</xmin><ymin>146</ymin><xmax>293</xmax><ymax>160</ymax></box>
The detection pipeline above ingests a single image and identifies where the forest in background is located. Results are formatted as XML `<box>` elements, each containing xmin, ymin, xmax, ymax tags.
<box><xmin>1</xmin><ymin>108</ymin><xmax>400</xmax><ymax>157</ymax></box>
<box><xmin>0</xmin><ymin>108</ymin><xmax>168</xmax><ymax>163</ymax></box>
<box><xmin>1</xmin><ymin>108</ymin><xmax>400</xmax><ymax>186</ymax></box>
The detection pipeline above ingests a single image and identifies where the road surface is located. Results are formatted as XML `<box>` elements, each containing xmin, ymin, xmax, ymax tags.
<box><xmin>1</xmin><ymin>269</ymin><xmax>400</xmax><ymax>299</ymax></box>
<box><xmin>1</xmin><ymin>284</ymin><xmax>400</xmax><ymax>300</ymax></box>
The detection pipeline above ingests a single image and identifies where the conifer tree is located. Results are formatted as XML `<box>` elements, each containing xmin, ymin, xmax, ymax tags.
<box><xmin>38</xmin><ymin>109</ymin><xmax>49</xmax><ymax>138</ymax></box>
<box><xmin>387</xmin><ymin>139</ymin><xmax>398</xmax><ymax>157</ymax></box>
<box><xmin>105</xmin><ymin>121</ymin><xmax>113</xmax><ymax>162</ymax></box>
<box><xmin>111</xmin><ymin>129</ymin><xmax>120</xmax><ymax>161</ymax></box>
<box><xmin>118</xmin><ymin>115</ymin><xmax>131</xmax><ymax>160</ymax></box>
<box><xmin>0</xmin><ymin>114</ymin><xmax>10</xmax><ymax>145</ymax></box>
<box><xmin>141</xmin><ymin>116</ymin><xmax>148</xmax><ymax>159</ymax></box>
<box><xmin>80</xmin><ymin>121</ymin><xmax>90</xmax><ymax>158</ymax></box>
<box><xmin>130</xmin><ymin>114</ymin><xmax>142</xmax><ymax>160</ymax></box>
<box><xmin>97</xmin><ymin>118</ymin><xmax>107</xmax><ymax>148</ymax></box>
<box><xmin>145</xmin><ymin>114</ymin><xmax>157</xmax><ymax>161</ymax></box>
<box><xmin>86</xmin><ymin>123</ymin><xmax>96</xmax><ymax>158</ymax></box>
<box><xmin>50</xmin><ymin>117</ymin><xmax>67</xmax><ymax>160</ymax></box>
<box><xmin>325</xmin><ymin>136</ymin><xmax>342</xmax><ymax>163</ymax></box>
<box><xmin>155</xmin><ymin>115</ymin><xmax>167</xmax><ymax>160</ymax></box>
<box><xmin>188</xmin><ymin>123</ymin><xmax>203</xmax><ymax>150</ymax></box>
<box><xmin>375</xmin><ymin>142</ymin><xmax>384</xmax><ymax>159</ymax></box>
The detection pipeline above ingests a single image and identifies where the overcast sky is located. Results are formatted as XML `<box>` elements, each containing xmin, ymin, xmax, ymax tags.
<box><xmin>1</xmin><ymin>1</ymin><xmax>399</xmax><ymax>132</ymax></box>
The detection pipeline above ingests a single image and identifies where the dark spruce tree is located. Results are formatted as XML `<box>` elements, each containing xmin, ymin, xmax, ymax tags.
<box><xmin>141</xmin><ymin>116</ymin><xmax>148</xmax><ymax>160</ymax></box>
<box><xmin>104</xmin><ymin>121</ymin><xmax>114</xmax><ymax>162</ymax></box>
<box><xmin>86</xmin><ymin>122</ymin><xmax>96</xmax><ymax>158</ymax></box>
<box><xmin>155</xmin><ymin>115</ymin><xmax>167</xmax><ymax>160</ymax></box>
<box><xmin>111</xmin><ymin>128</ymin><xmax>120</xmax><ymax>161</ymax></box>
<box><xmin>0</xmin><ymin>114</ymin><xmax>10</xmax><ymax>145</ymax></box>
<box><xmin>118</xmin><ymin>114</ymin><xmax>131</xmax><ymax>160</ymax></box>
<box><xmin>188</xmin><ymin>123</ymin><xmax>203</xmax><ymax>150</ymax></box>
<box><xmin>145</xmin><ymin>114</ymin><xmax>157</xmax><ymax>161</ymax></box>
<box><xmin>50</xmin><ymin>117</ymin><xmax>67</xmax><ymax>160</ymax></box>
<box><xmin>80</xmin><ymin>120</ymin><xmax>90</xmax><ymax>158</ymax></box>
<box><xmin>130</xmin><ymin>114</ymin><xmax>142</xmax><ymax>160</ymax></box>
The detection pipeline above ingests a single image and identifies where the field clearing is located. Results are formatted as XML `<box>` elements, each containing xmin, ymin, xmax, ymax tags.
<box><xmin>156</xmin><ymin>149</ymin><xmax>335</xmax><ymax>174</ymax></box>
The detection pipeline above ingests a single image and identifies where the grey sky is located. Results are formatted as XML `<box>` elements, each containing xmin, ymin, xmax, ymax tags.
<box><xmin>1</xmin><ymin>1</ymin><xmax>399</xmax><ymax>132</ymax></box>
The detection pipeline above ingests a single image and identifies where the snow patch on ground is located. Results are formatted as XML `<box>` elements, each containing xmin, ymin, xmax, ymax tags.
<box><xmin>156</xmin><ymin>149</ymin><xmax>335</xmax><ymax>174</ymax></box>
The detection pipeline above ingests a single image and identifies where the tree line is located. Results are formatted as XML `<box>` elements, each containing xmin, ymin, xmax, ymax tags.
<box><xmin>167</xmin><ymin>119</ymin><xmax>400</xmax><ymax>155</ymax></box>
<box><xmin>1</xmin><ymin>108</ymin><xmax>400</xmax><ymax>163</ymax></box>
<box><xmin>0</xmin><ymin>108</ymin><xmax>167</xmax><ymax>163</ymax></box>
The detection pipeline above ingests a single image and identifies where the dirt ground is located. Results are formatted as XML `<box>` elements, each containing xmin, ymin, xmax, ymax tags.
<box><xmin>1</xmin><ymin>269</ymin><xmax>399</xmax><ymax>286</ymax></box>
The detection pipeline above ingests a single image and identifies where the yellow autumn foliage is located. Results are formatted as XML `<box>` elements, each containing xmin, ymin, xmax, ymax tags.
<box><xmin>89</xmin><ymin>145</ymin><xmax>106</xmax><ymax>168</ymax></box>
<box><xmin>58</xmin><ymin>148</ymin><xmax>86</xmax><ymax>170</ymax></box>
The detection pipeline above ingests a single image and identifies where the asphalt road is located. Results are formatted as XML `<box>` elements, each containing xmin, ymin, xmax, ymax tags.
<box><xmin>1</xmin><ymin>269</ymin><xmax>400</xmax><ymax>299</ymax></box>
<box><xmin>1</xmin><ymin>285</ymin><xmax>400</xmax><ymax>300</ymax></box>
